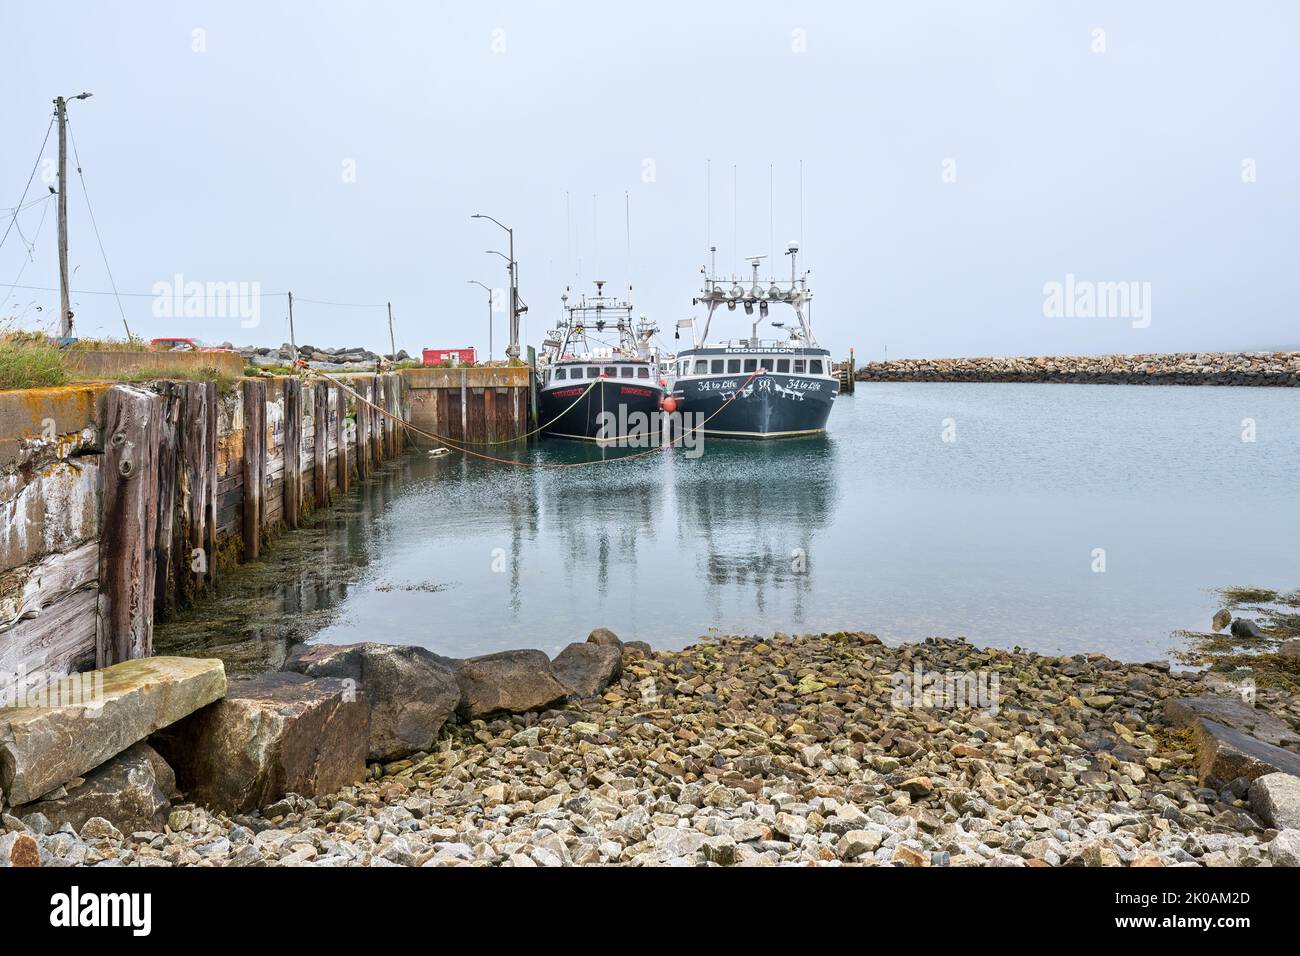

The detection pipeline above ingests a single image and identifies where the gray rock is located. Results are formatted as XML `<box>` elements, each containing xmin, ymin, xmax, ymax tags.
<box><xmin>0</xmin><ymin>657</ymin><xmax>225</xmax><ymax>805</ymax></box>
<box><xmin>12</xmin><ymin>743</ymin><xmax>175</xmax><ymax>835</ymax></box>
<box><xmin>552</xmin><ymin>643</ymin><xmax>622</xmax><ymax>697</ymax></box>
<box><xmin>284</xmin><ymin>642</ymin><xmax>460</xmax><ymax>761</ymax></box>
<box><xmin>79</xmin><ymin>816</ymin><xmax>124</xmax><ymax>842</ymax></box>
<box><xmin>452</xmin><ymin>650</ymin><xmax>569</xmax><ymax>720</ymax></box>
<box><xmin>1163</xmin><ymin>696</ymin><xmax>1300</xmax><ymax>750</ymax></box>
<box><xmin>1248</xmin><ymin>772</ymin><xmax>1300</xmax><ymax>830</ymax></box>
<box><xmin>1193</xmin><ymin>719</ymin><xmax>1300</xmax><ymax>788</ymax></box>
<box><xmin>1269</xmin><ymin>829</ymin><xmax>1300</xmax><ymax>867</ymax></box>
<box><xmin>152</xmin><ymin>672</ymin><xmax>369</xmax><ymax>813</ymax></box>
<box><xmin>1278</xmin><ymin>641</ymin><xmax>1300</xmax><ymax>659</ymax></box>
<box><xmin>1211</xmin><ymin>608</ymin><xmax>1232</xmax><ymax>632</ymax></box>
<box><xmin>1230</xmin><ymin>618</ymin><xmax>1264</xmax><ymax>639</ymax></box>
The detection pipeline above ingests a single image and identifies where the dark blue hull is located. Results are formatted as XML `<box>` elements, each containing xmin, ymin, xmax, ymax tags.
<box><xmin>539</xmin><ymin>378</ymin><xmax>665</xmax><ymax>442</ymax></box>
<box><xmin>674</xmin><ymin>372</ymin><xmax>838</xmax><ymax>438</ymax></box>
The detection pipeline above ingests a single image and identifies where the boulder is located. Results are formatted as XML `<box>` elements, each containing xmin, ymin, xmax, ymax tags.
<box><xmin>552</xmin><ymin>643</ymin><xmax>622</xmax><ymax>697</ymax></box>
<box><xmin>1279</xmin><ymin>641</ymin><xmax>1300</xmax><ymax>659</ymax></box>
<box><xmin>1248</xmin><ymin>772</ymin><xmax>1300</xmax><ymax>830</ymax></box>
<box><xmin>1270</xmin><ymin>829</ymin><xmax>1300</xmax><ymax>867</ymax></box>
<box><xmin>1211</xmin><ymin>608</ymin><xmax>1232</xmax><ymax>632</ymax></box>
<box><xmin>151</xmin><ymin>672</ymin><xmax>369</xmax><ymax>813</ymax></box>
<box><xmin>12</xmin><ymin>743</ymin><xmax>175</xmax><ymax>835</ymax></box>
<box><xmin>453</xmin><ymin>650</ymin><xmax>569</xmax><ymax>720</ymax></box>
<box><xmin>283</xmin><ymin>643</ymin><xmax>460</xmax><ymax>761</ymax></box>
<box><xmin>0</xmin><ymin>657</ymin><xmax>226</xmax><ymax>806</ymax></box>
<box><xmin>0</xmin><ymin>830</ymin><xmax>39</xmax><ymax>867</ymax></box>
<box><xmin>622</xmin><ymin>641</ymin><xmax>653</xmax><ymax>662</ymax></box>
<box><xmin>1230</xmin><ymin>618</ymin><xmax>1264</xmax><ymax>638</ymax></box>
<box><xmin>586</xmin><ymin>627</ymin><xmax>623</xmax><ymax>649</ymax></box>
<box><xmin>1163</xmin><ymin>696</ymin><xmax>1300</xmax><ymax>751</ymax></box>
<box><xmin>1193</xmin><ymin>718</ymin><xmax>1300</xmax><ymax>788</ymax></box>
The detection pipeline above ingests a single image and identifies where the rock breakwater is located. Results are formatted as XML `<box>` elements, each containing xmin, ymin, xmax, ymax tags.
<box><xmin>857</xmin><ymin>352</ymin><xmax>1300</xmax><ymax>386</ymax></box>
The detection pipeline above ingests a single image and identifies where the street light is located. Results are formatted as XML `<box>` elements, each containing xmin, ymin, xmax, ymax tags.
<box><xmin>471</xmin><ymin>213</ymin><xmax>519</xmax><ymax>362</ymax></box>
<box><xmin>467</xmin><ymin>280</ymin><xmax>494</xmax><ymax>363</ymax></box>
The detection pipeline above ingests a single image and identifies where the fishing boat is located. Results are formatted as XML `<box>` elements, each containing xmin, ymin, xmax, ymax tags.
<box><xmin>536</xmin><ymin>281</ymin><xmax>667</xmax><ymax>442</ymax></box>
<box><xmin>669</xmin><ymin>243</ymin><xmax>838</xmax><ymax>438</ymax></box>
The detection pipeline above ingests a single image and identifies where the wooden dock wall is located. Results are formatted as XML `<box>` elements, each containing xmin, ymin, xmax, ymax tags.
<box><xmin>0</xmin><ymin>371</ymin><xmax>411</xmax><ymax>681</ymax></box>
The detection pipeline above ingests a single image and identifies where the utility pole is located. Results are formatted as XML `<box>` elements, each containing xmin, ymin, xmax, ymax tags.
<box><xmin>387</xmin><ymin>301</ymin><xmax>396</xmax><ymax>363</ymax></box>
<box><xmin>467</xmin><ymin>280</ymin><xmax>493</xmax><ymax>363</ymax></box>
<box><xmin>55</xmin><ymin>96</ymin><xmax>71</xmax><ymax>338</ymax></box>
<box><xmin>473</xmin><ymin>214</ymin><xmax>520</xmax><ymax>363</ymax></box>
<box><xmin>287</xmin><ymin>290</ymin><xmax>296</xmax><ymax>353</ymax></box>
<box><xmin>53</xmin><ymin>92</ymin><xmax>91</xmax><ymax>339</ymax></box>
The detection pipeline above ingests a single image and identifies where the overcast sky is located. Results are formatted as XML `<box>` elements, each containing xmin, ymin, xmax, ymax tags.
<box><xmin>2</xmin><ymin>1</ymin><xmax>1296</xmax><ymax>359</ymax></box>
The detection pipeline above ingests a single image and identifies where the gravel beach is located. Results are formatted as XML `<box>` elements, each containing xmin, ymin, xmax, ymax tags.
<box><xmin>7</xmin><ymin>631</ymin><xmax>1300</xmax><ymax>867</ymax></box>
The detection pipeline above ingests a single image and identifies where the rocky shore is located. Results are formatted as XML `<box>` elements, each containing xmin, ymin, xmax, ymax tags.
<box><xmin>6</xmin><ymin>630</ymin><xmax>1300</xmax><ymax>868</ymax></box>
<box><xmin>236</xmin><ymin>342</ymin><xmax>413</xmax><ymax>371</ymax></box>
<box><xmin>857</xmin><ymin>352</ymin><xmax>1300</xmax><ymax>386</ymax></box>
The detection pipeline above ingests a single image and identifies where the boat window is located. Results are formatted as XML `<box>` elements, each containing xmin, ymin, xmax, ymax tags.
<box><xmin>727</xmin><ymin>359</ymin><xmax>741</xmax><ymax>373</ymax></box>
<box><xmin>743</xmin><ymin>359</ymin><xmax>757</xmax><ymax>372</ymax></box>
<box><xmin>694</xmin><ymin>360</ymin><xmax>708</xmax><ymax>375</ymax></box>
<box><xmin>620</xmin><ymin>366</ymin><xmax>634</xmax><ymax>378</ymax></box>
<box><xmin>680</xmin><ymin>360</ymin><xmax>687</xmax><ymax>376</ymax></box>
<box><xmin>809</xmin><ymin>359</ymin><xmax>824</xmax><ymax>374</ymax></box>
<box><xmin>586</xmin><ymin>367</ymin><xmax>600</xmax><ymax>379</ymax></box>
<box><xmin>554</xmin><ymin>368</ymin><xmax>566</xmax><ymax>380</ymax></box>
<box><xmin>793</xmin><ymin>359</ymin><xmax>806</xmax><ymax>374</ymax></box>
<box><xmin>603</xmin><ymin>366</ymin><xmax>616</xmax><ymax>377</ymax></box>
<box><xmin>760</xmin><ymin>358</ymin><xmax>774</xmax><ymax>371</ymax></box>
<box><xmin>777</xmin><ymin>359</ymin><xmax>790</xmax><ymax>373</ymax></box>
<box><xmin>637</xmin><ymin>367</ymin><xmax>650</xmax><ymax>379</ymax></box>
<box><xmin>710</xmin><ymin>359</ymin><xmax>724</xmax><ymax>373</ymax></box>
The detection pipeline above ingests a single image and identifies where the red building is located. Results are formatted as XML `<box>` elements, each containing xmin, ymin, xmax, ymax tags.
<box><xmin>422</xmin><ymin>348</ymin><xmax>477</xmax><ymax>367</ymax></box>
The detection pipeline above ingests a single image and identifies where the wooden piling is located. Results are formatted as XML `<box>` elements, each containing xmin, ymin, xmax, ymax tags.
<box><xmin>152</xmin><ymin>382</ymin><xmax>182</xmax><ymax>620</ymax></box>
<box><xmin>178</xmin><ymin>380</ymin><xmax>215</xmax><ymax>599</ymax></box>
<box><xmin>96</xmin><ymin>385</ymin><xmax>162</xmax><ymax>667</ymax></box>
<box><xmin>370</xmin><ymin>375</ymin><xmax>384</xmax><ymax>466</ymax></box>
<box><xmin>313</xmin><ymin>381</ymin><xmax>329</xmax><ymax>507</ymax></box>
<box><xmin>241</xmin><ymin>379</ymin><xmax>267</xmax><ymax>561</ymax></box>
<box><xmin>355</xmin><ymin>378</ymin><xmax>371</xmax><ymax>479</ymax></box>
<box><xmin>283</xmin><ymin>378</ymin><xmax>302</xmax><ymax>528</ymax></box>
<box><xmin>335</xmin><ymin>384</ymin><xmax>350</xmax><ymax>495</ymax></box>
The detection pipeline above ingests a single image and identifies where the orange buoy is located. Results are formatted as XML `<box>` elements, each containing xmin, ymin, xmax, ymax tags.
<box><xmin>661</xmin><ymin>396</ymin><xmax>678</xmax><ymax>413</ymax></box>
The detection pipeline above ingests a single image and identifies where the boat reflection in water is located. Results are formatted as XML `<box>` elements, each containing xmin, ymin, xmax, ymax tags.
<box><xmin>671</xmin><ymin>433</ymin><xmax>837</xmax><ymax>620</ymax></box>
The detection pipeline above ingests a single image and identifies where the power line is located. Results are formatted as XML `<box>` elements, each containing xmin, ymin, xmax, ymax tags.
<box><xmin>0</xmin><ymin>199</ymin><xmax>54</xmax><ymax>317</ymax></box>
<box><xmin>0</xmin><ymin>115</ymin><xmax>55</xmax><ymax>255</ymax></box>
<box><xmin>66</xmin><ymin>113</ymin><xmax>131</xmax><ymax>337</ymax></box>
<box><xmin>292</xmin><ymin>296</ymin><xmax>388</xmax><ymax>309</ymax></box>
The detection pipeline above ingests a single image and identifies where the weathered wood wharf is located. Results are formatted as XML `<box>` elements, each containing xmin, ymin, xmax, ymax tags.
<box><xmin>0</xmin><ymin>363</ymin><xmax>534</xmax><ymax>683</ymax></box>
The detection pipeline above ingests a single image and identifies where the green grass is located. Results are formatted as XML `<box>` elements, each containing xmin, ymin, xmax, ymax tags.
<box><xmin>0</xmin><ymin>335</ymin><xmax>70</xmax><ymax>389</ymax></box>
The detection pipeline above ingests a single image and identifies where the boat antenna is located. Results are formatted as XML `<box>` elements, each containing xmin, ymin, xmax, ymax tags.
<box><xmin>592</xmin><ymin>193</ymin><xmax>598</xmax><ymax>280</ymax></box>
<box><xmin>769</xmin><ymin>163</ymin><xmax>774</xmax><ymax>279</ymax></box>
<box><xmin>566</xmin><ymin>190</ymin><xmax>573</xmax><ymax>283</ymax></box>
<box><xmin>625</xmin><ymin>190</ymin><xmax>631</xmax><ymax>288</ymax></box>
<box><xmin>732</xmin><ymin>163</ymin><xmax>738</xmax><ymax>276</ymax></box>
<box><xmin>706</xmin><ymin>157</ymin><xmax>712</xmax><ymax>259</ymax></box>
<box><xmin>790</xmin><ymin>157</ymin><xmax>800</xmax><ymax>248</ymax></box>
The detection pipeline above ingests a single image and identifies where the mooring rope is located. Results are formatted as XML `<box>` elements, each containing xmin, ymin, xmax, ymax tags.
<box><xmin>295</xmin><ymin>363</ymin><xmax>764</xmax><ymax>470</ymax></box>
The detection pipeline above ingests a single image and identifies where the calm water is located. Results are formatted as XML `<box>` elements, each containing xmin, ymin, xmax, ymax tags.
<box><xmin>157</xmin><ymin>383</ymin><xmax>1300</xmax><ymax>668</ymax></box>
